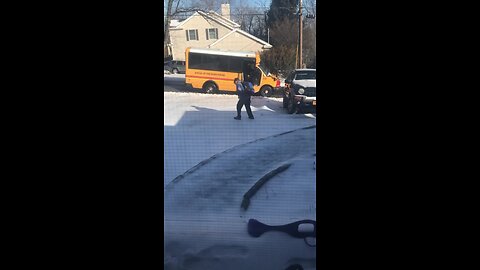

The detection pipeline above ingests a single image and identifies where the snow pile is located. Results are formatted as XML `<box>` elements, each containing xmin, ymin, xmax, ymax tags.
<box><xmin>164</xmin><ymin>73</ymin><xmax>186</xmax><ymax>78</ymax></box>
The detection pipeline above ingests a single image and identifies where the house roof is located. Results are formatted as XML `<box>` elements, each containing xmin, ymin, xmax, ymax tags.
<box><xmin>203</xmin><ymin>10</ymin><xmax>240</xmax><ymax>29</ymax></box>
<box><xmin>170</xmin><ymin>19</ymin><xmax>181</xmax><ymax>27</ymax></box>
<box><xmin>172</xmin><ymin>12</ymin><xmax>199</xmax><ymax>29</ymax></box>
<box><xmin>171</xmin><ymin>10</ymin><xmax>240</xmax><ymax>30</ymax></box>
<box><xmin>208</xmin><ymin>28</ymin><xmax>272</xmax><ymax>49</ymax></box>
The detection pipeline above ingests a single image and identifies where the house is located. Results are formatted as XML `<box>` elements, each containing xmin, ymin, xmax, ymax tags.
<box><xmin>165</xmin><ymin>4</ymin><xmax>272</xmax><ymax>61</ymax></box>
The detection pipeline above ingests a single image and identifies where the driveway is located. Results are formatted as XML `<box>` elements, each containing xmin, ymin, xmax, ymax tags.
<box><xmin>164</xmin><ymin>91</ymin><xmax>316</xmax><ymax>187</ymax></box>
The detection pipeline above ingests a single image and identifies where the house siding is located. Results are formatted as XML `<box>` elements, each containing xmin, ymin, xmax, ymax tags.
<box><xmin>170</xmin><ymin>15</ymin><xmax>232</xmax><ymax>61</ymax></box>
<box><xmin>209</xmin><ymin>32</ymin><xmax>266</xmax><ymax>52</ymax></box>
<box><xmin>168</xmin><ymin>13</ymin><xmax>271</xmax><ymax>61</ymax></box>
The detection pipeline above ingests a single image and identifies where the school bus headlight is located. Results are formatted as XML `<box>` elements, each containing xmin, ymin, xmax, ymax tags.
<box><xmin>298</xmin><ymin>88</ymin><xmax>305</xmax><ymax>94</ymax></box>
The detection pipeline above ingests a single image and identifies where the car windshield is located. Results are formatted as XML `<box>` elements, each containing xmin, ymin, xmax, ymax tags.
<box><xmin>295</xmin><ymin>71</ymin><xmax>316</xmax><ymax>80</ymax></box>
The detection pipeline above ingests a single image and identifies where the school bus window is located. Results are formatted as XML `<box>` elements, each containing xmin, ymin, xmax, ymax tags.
<box><xmin>201</xmin><ymin>54</ymin><xmax>220</xmax><ymax>70</ymax></box>
<box><xmin>228</xmin><ymin>57</ymin><xmax>244</xmax><ymax>73</ymax></box>
<box><xmin>218</xmin><ymin>56</ymin><xmax>229</xmax><ymax>71</ymax></box>
<box><xmin>188</xmin><ymin>53</ymin><xmax>202</xmax><ymax>69</ymax></box>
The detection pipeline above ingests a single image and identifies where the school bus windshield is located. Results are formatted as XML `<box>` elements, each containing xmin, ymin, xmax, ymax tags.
<box><xmin>258</xmin><ymin>64</ymin><xmax>269</xmax><ymax>76</ymax></box>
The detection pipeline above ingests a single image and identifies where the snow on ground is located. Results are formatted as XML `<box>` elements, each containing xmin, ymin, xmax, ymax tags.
<box><xmin>164</xmin><ymin>73</ymin><xmax>186</xmax><ymax>79</ymax></box>
<box><xmin>164</xmin><ymin>91</ymin><xmax>316</xmax><ymax>270</ymax></box>
<box><xmin>165</xmin><ymin>126</ymin><xmax>316</xmax><ymax>270</ymax></box>
<box><xmin>164</xmin><ymin>92</ymin><xmax>316</xmax><ymax>187</ymax></box>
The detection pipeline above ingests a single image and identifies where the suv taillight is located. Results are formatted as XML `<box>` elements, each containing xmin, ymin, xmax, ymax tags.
<box><xmin>276</xmin><ymin>80</ymin><xmax>280</xmax><ymax>87</ymax></box>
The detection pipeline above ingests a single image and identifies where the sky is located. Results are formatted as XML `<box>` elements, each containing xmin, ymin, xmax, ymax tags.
<box><xmin>164</xmin><ymin>0</ymin><xmax>272</xmax><ymax>17</ymax></box>
<box><xmin>165</xmin><ymin>0</ymin><xmax>315</xmax><ymax>21</ymax></box>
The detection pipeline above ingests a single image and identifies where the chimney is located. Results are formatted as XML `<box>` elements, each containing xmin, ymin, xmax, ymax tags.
<box><xmin>221</xmin><ymin>3</ymin><xmax>230</xmax><ymax>20</ymax></box>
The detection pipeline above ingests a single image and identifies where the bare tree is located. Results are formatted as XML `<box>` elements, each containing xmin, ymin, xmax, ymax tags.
<box><xmin>191</xmin><ymin>0</ymin><xmax>224</xmax><ymax>12</ymax></box>
<box><xmin>232</xmin><ymin>4</ymin><xmax>256</xmax><ymax>33</ymax></box>
<box><xmin>229</xmin><ymin>1</ymin><xmax>268</xmax><ymax>41</ymax></box>
<box><xmin>164</xmin><ymin>0</ymin><xmax>177</xmax><ymax>44</ymax></box>
<box><xmin>302</xmin><ymin>0</ymin><xmax>316</xmax><ymax>68</ymax></box>
<box><xmin>164</xmin><ymin>0</ymin><xmax>209</xmax><ymax>45</ymax></box>
<box><xmin>304</xmin><ymin>0</ymin><xmax>316</xmax><ymax>17</ymax></box>
<box><xmin>252</xmin><ymin>14</ymin><xmax>267</xmax><ymax>40</ymax></box>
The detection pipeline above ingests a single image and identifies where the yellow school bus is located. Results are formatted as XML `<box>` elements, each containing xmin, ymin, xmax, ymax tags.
<box><xmin>185</xmin><ymin>47</ymin><xmax>280</xmax><ymax>96</ymax></box>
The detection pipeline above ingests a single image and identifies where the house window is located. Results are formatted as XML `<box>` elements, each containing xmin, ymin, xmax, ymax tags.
<box><xmin>186</xmin><ymin>29</ymin><xmax>198</xmax><ymax>41</ymax></box>
<box><xmin>205</xmin><ymin>28</ymin><xmax>218</xmax><ymax>40</ymax></box>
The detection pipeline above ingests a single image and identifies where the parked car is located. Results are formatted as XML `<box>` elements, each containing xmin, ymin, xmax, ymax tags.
<box><xmin>282</xmin><ymin>69</ymin><xmax>316</xmax><ymax>114</ymax></box>
<box><xmin>164</xmin><ymin>60</ymin><xmax>186</xmax><ymax>74</ymax></box>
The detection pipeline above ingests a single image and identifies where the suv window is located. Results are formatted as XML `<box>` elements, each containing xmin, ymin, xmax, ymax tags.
<box><xmin>294</xmin><ymin>71</ymin><xmax>316</xmax><ymax>80</ymax></box>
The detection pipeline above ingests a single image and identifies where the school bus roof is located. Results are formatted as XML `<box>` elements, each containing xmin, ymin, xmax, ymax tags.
<box><xmin>187</xmin><ymin>47</ymin><xmax>257</xmax><ymax>58</ymax></box>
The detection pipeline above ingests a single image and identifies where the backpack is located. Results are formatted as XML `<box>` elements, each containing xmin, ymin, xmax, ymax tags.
<box><xmin>242</xmin><ymin>82</ymin><xmax>254</xmax><ymax>95</ymax></box>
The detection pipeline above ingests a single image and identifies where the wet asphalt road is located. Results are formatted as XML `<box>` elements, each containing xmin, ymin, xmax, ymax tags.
<box><xmin>164</xmin><ymin>74</ymin><xmax>188</xmax><ymax>92</ymax></box>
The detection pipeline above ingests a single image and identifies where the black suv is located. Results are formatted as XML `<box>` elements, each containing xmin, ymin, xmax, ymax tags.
<box><xmin>282</xmin><ymin>69</ymin><xmax>316</xmax><ymax>114</ymax></box>
<box><xmin>164</xmin><ymin>60</ymin><xmax>186</xmax><ymax>74</ymax></box>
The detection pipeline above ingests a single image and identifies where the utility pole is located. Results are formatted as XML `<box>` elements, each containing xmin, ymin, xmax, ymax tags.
<box><xmin>298</xmin><ymin>0</ymin><xmax>303</xmax><ymax>69</ymax></box>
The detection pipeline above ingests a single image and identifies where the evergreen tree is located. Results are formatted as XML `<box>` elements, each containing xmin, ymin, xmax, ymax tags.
<box><xmin>266</xmin><ymin>0</ymin><xmax>298</xmax><ymax>29</ymax></box>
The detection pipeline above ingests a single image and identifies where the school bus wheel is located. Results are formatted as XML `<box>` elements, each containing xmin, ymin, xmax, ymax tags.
<box><xmin>202</xmin><ymin>81</ymin><xmax>218</xmax><ymax>94</ymax></box>
<box><xmin>260</xmin><ymin>85</ymin><xmax>273</xmax><ymax>97</ymax></box>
